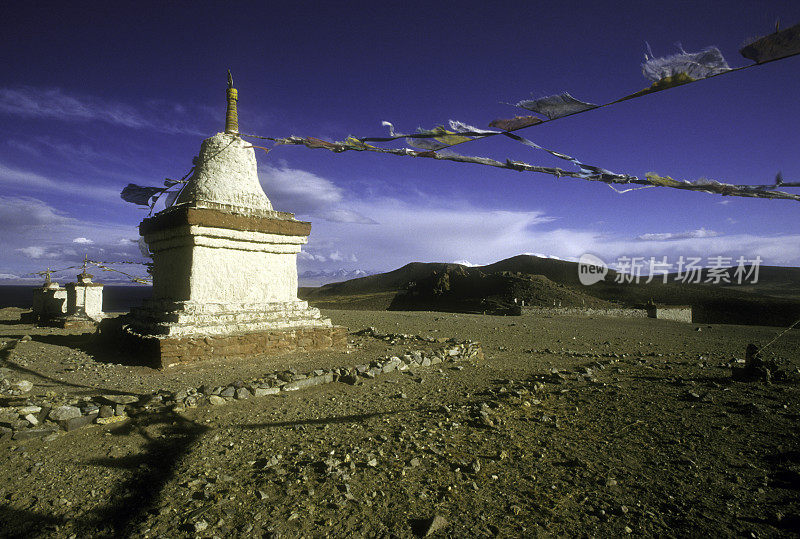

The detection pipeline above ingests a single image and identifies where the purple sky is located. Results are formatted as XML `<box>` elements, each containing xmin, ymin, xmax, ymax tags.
<box><xmin>1</xmin><ymin>1</ymin><xmax>799</xmax><ymax>285</ymax></box>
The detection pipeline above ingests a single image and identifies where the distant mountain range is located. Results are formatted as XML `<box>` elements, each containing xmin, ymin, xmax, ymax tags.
<box><xmin>5</xmin><ymin>255</ymin><xmax>799</xmax><ymax>327</ymax></box>
<box><xmin>298</xmin><ymin>269</ymin><xmax>372</xmax><ymax>287</ymax></box>
<box><xmin>300</xmin><ymin>254</ymin><xmax>800</xmax><ymax>327</ymax></box>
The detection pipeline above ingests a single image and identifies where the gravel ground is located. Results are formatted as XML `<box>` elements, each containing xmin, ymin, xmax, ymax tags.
<box><xmin>1</xmin><ymin>307</ymin><xmax>799</xmax><ymax>538</ymax></box>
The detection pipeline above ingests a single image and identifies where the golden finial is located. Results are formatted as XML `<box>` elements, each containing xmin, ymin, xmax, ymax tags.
<box><xmin>225</xmin><ymin>69</ymin><xmax>239</xmax><ymax>134</ymax></box>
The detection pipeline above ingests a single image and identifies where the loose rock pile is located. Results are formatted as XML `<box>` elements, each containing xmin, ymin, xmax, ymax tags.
<box><xmin>0</xmin><ymin>329</ymin><xmax>482</xmax><ymax>442</ymax></box>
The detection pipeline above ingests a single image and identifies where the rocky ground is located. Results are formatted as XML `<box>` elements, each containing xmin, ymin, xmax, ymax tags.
<box><xmin>0</xmin><ymin>306</ymin><xmax>799</xmax><ymax>538</ymax></box>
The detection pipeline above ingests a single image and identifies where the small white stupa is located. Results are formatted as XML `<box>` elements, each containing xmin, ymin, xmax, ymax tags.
<box><xmin>123</xmin><ymin>72</ymin><xmax>344</xmax><ymax>367</ymax></box>
<box><xmin>25</xmin><ymin>273</ymin><xmax>67</xmax><ymax>325</ymax></box>
<box><xmin>60</xmin><ymin>270</ymin><xmax>105</xmax><ymax>328</ymax></box>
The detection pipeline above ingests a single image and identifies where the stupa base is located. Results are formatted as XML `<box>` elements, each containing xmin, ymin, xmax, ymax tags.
<box><xmin>53</xmin><ymin>315</ymin><xmax>102</xmax><ymax>331</ymax></box>
<box><xmin>101</xmin><ymin>318</ymin><xmax>347</xmax><ymax>368</ymax></box>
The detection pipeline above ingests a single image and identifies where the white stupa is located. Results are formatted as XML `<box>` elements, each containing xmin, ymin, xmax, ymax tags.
<box><xmin>122</xmin><ymin>73</ymin><xmax>344</xmax><ymax>367</ymax></box>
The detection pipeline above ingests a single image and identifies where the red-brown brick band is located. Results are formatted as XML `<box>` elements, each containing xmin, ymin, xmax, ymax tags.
<box><xmin>118</xmin><ymin>326</ymin><xmax>348</xmax><ymax>369</ymax></box>
<box><xmin>140</xmin><ymin>206</ymin><xmax>312</xmax><ymax>237</ymax></box>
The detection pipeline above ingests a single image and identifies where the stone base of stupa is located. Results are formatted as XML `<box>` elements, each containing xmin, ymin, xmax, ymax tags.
<box><xmin>127</xmin><ymin>298</ymin><xmax>333</xmax><ymax>337</ymax></box>
<box><xmin>110</xmin><ymin>318</ymin><xmax>347</xmax><ymax>369</ymax></box>
<box><xmin>52</xmin><ymin>315</ymin><xmax>102</xmax><ymax>331</ymax></box>
<box><xmin>108</xmin><ymin>297</ymin><xmax>346</xmax><ymax>368</ymax></box>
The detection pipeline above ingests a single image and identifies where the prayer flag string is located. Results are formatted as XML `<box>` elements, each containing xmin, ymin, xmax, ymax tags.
<box><xmin>123</xmin><ymin>22</ymin><xmax>800</xmax><ymax>206</ymax></box>
<box><xmin>25</xmin><ymin>259</ymin><xmax>152</xmax><ymax>285</ymax></box>
<box><xmin>266</xmin><ymin>135</ymin><xmax>800</xmax><ymax>202</ymax></box>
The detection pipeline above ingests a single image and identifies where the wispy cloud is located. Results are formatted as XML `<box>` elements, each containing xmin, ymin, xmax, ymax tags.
<box><xmin>0</xmin><ymin>162</ymin><xmax>122</xmax><ymax>201</ymax></box>
<box><xmin>636</xmin><ymin>228</ymin><xmax>719</xmax><ymax>241</ymax></box>
<box><xmin>303</xmin><ymin>196</ymin><xmax>558</xmax><ymax>271</ymax></box>
<box><xmin>0</xmin><ymin>196</ymin><xmax>72</xmax><ymax>228</ymax></box>
<box><xmin>0</xmin><ymin>86</ymin><xmax>204</xmax><ymax>135</ymax></box>
<box><xmin>259</xmin><ymin>163</ymin><xmax>376</xmax><ymax>224</ymax></box>
<box><xmin>16</xmin><ymin>245</ymin><xmax>68</xmax><ymax>259</ymax></box>
<box><xmin>302</xmin><ymin>193</ymin><xmax>800</xmax><ymax>272</ymax></box>
<box><xmin>318</xmin><ymin>208</ymin><xmax>377</xmax><ymax>224</ymax></box>
<box><xmin>1</xmin><ymin>196</ymin><xmax>145</xmax><ymax>276</ymax></box>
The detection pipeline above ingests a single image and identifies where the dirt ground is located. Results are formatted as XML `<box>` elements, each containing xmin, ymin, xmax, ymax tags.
<box><xmin>1</xmin><ymin>307</ymin><xmax>799</xmax><ymax>538</ymax></box>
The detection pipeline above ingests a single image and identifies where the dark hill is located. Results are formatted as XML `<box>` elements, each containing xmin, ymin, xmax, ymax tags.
<box><xmin>305</xmin><ymin>262</ymin><xmax>465</xmax><ymax>296</ymax></box>
<box><xmin>302</xmin><ymin>255</ymin><xmax>800</xmax><ymax>326</ymax></box>
<box><xmin>302</xmin><ymin>259</ymin><xmax>611</xmax><ymax>314</ymax></box>
<box><xmin>716</xmin><ymin>266</ymin><xmax>800</xmax><ymax>300</ymax></box>
<box><xmin>480</xmin><ymin>254</ymin><xmax>620</xmax><ymax>285</ymax></box>
<box><xmin>388</xmin><ymin>267</ymin><xmax>613</xmax><ymax>314</ymax></box>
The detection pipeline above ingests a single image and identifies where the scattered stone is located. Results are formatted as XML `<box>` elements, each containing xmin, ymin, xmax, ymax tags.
<box><xmin>208</xmin><ymin>395</ymin><xmax>226</xmax><ymax>406</ymax></box>
<box><xmin>81</xmin><ymin>403</ymin><xmax>100</xmax><ymax>415</ymax></box>
<box><xmin>282</xmin><ymin>374</ymin><xmax>334</xmax><ymax>392</ymax></box>
<box><xmin>731</xmin><ymin>343</ymin><xmax>787</xmax><ymax>383</ymax></box>
<box><xmin>10</xmin><ymin>380</ymin><xmax>33</xmax><ymax>393</ymax></box>
<box><xmin>23</xmin><ymin>413</ymin><xmax>38</xmax><ymax>426</ymax></box>
<box><xmin>98</xmin><ymin>405</ymin><xmax>114</xmax><ymax>418</ymax></box>
<box><xmin>340</xmin><ymin>373</ymin><xmax>359</xmax><ymax>385</ymax></box>
<box><xmin>12</xmin><ymin>427</ymin><xmax>58</xmax><ymax>440</ymax></box>
<box><xmin>235</xmin><ymin>387</ymin><xmax>251</xmax><ymax>400</ymax></box>
<box><xmin>220</xmin><ymin>386</ymin><xmax>236</xmax><ymax>398</ymax></box>
<box><xmin>60</xmin><ymin>412</ymin><xmax>98</xmax><ymax>431</ymax></box>
<box><xmin>253</xmin><ymin>387</ymin><xmax>280</xmax><ymax>397</ymax></box>
<box><xmin>49</xmin><ymin>406</ymin><xmax>81</xmax><ymax>422</ymax></box>
<box><xmin>100</xmin><ymin>394</ymin><xmax>139</xmax><ymax>405</ymax></box>
<box><xmin>17</xmin><ymin>405</ymin><xmax>41</xmax><ymax>415</ymax></box>
<box><xmin>193</xmin><ymin>520</ymin><xmax>208</xmax><ymax>533</ymax></box>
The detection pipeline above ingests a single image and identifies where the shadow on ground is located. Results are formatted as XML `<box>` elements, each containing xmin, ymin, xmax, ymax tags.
<box><xmin>78</xmin><ymin>411</ymin><xmax>209</xmax><ymax>536</ymax></box>
<box><xmin>0</xmin><ymin>339</ymin><xmax>143</xmax><ymax>396</ymax></box>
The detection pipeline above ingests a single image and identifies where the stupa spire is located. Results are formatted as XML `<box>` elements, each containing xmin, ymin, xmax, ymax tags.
<box><xmin>225</xmin><ymin>69</ymin><xmax>238</xmax><ymax>134</ymax></box>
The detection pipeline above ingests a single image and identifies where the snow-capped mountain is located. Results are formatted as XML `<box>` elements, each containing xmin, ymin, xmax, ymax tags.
<box><xmin>298</xmin><ymin>269</ymin><xmax>372</xmax><ymax>287</ymax></box>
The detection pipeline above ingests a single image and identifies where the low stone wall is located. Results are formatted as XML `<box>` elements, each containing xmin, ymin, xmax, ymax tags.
<box><xmin>521</xmin><ymin>305</ymin><xmax>693</xmax><ymax>323</ymax></box>
<box><xmin>648</xmin><ymin>306</ymin><xmax>693</xmax><ymax>323</ymax></box>
<box><xmin>0</xmin><ymin>330</ymin><xmax>484</xmax><ymax>441</ymax></box>
<box><xmin>520</xmin><ymin>306</ymin><xmax>648</xmax><ymax>319</ymax></box>
<box><xmin>105</xmin><ymin>321</ymin><xmax>349</xmax><ymax>368</ymax></box>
